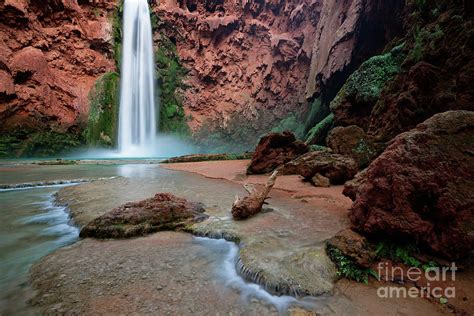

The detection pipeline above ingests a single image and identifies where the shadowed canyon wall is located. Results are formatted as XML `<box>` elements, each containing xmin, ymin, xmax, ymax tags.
<box><xmin>0</xmin><ymin>0</ymin><xmax>405</xmax><ymax>155</ymax></box>
<box><xmin>152</xmin><ymin>0</ymin><xmax>405</xmax><ymax>150</ymax></box>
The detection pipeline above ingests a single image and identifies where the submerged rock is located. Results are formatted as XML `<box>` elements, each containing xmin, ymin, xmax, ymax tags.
<box><xmin>80</xmin><ymin>193</ymin><xmax>208</xmax><ymax>239</ymax></box>
<box><xmin>247</xmin><ymin>131</ymin><xmax>308</xmax><ymax>174</ymax></box>
<box><xmin>279</xmin><ymin>151</ymin><xmax>358</xmax><ymax>185</ymax></box>
<box><xmin>347</xmin><ymin>111</ymin><xmax>474</xmax><ymax>260</ymax></box>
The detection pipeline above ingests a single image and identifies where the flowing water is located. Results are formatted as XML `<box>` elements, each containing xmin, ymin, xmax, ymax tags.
<box><xmin>0</xmin><ymin>163</ymin><xmax>320</xmax><ymax>314</ymax></box>
<box><xmin>0</xmin><ymin>185</ymin><xmax>79</xmax><ymax>314</ymax></box>
<box><xmin>118</xmin><ymin>0</ymin><xmax>158</xmax><ymax>157</ymax></box>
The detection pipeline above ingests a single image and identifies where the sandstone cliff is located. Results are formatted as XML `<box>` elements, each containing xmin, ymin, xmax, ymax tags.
<box><xmin>152</xmin><ymin>0</ymin><xmax>404</xmax><ymax>150</ymax></box>
<box><xmin>0</xmin><ymin>0</ymin><xmax>116</xmax><ymax>155</ymax></box>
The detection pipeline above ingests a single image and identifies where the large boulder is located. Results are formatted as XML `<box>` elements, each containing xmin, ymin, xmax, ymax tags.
<box><xmin>347</xmin><ymin>111</ymin><xmax>474</xmax><ymax>260</ymax></box>
<box><xmin>278</xmin><ymin>151</ymin><xmax>358</xmax><ymax>185</ymax></box>
<box><xmin>247</xmin><ymin>131</ymin><xmax>309</xmax><ymax>174</ymax></box>
<box><xmin>326</xmin><ymin>125</ymin><xmax>379</xmax><ymax>168</ymax></box>
<box><xmin>367</xmin><ymin>7</ymin><xmax>474</xmax><ymax>142</ymax></box>
<box><xmin>80</xmin><ymin>193</ymin><xmax>208</xmax><ymax>239</ymax></box>
<box><xmin>329</xmin><ymin>45</ymin><xmax>405</xmax><ymax>130</ymax></box>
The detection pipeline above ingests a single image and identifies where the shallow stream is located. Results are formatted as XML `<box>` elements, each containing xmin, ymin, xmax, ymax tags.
<box><xmin>0</xmin><ymin>161</ymin><xmax>319</xmax><ymax>314</ymax></box>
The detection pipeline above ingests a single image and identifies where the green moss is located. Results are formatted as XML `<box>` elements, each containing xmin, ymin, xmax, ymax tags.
<box><xmin>112</xmin><ymin>1</ymin><xmax>123</xmax><ymax>69</ymax></box>
<box><xmin>327</xmin><ymin>245</ymin><xmax>377</xmax><ymax>284</ymax></box>
<box><xmin>270</xmin><ymin>113</ymin><xmax>305</xmax><ymax>139</ymax></box>
<box><xmin>304</xmin><ymin>97</ymin><xmax>330</xmax><ymax>134</ymax></box>
<box><xmin>0</xmin><ymin>129</ymin><xmax>84</xmax><ymax>158</ymax></box>
<box><xmin>155</xmin><ymin>33</ymin><xmax>190</xmax><ymax>136</ymax></box>
<box><xmin>330</xmin><ymin>44</ymin><xmax>405</xmax><ymax>113</ymax></box>
<box><xmin>305</xmin><ymin>113</ymin><xmax>334</xmax><ymax>145</ymax></box>
<box><xmin>375</xmin><ymin>241</ymin><xmax>439</xmax><ymax>271</ymax></box>
<box><xmin>85</xmin><ymin>72</ymin><xmax>120</xmax><ymax>147</ymax></box>
<box><xmin>409</xmin><ymin>24</ymin><xmax>444</xmax><ymax>62</ymax></box>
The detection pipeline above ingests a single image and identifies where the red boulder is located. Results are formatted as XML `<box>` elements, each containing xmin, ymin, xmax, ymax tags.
<box><xmin>347</xmin><ymin>111</ymin><xmax>474</xmax><ymax>260</ymax></box>
<box><xmin>247</xmin><ymin>131</ymin><xmax>309</xmax><ymax>174</ymax></box>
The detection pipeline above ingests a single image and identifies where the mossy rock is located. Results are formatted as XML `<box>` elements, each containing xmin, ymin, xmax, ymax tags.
<box><xmin>305</xmin><ymin>113</ymin><xmax>334</xmax><ymax>145</ymax></box>
<box><xmin>85</xmin><ymin>72</ymin><xmax>120</xmax><ymax>148</ymax></box>
<box><xmin>112</xmin><ymin>1</ymin><xmax>123</xmax><ymax>69</ymax></box>
<box><xmin>329</xmin><ymin>44</ymin><xmax>406</xmax><ymax>129</ymax></box>
<box><xmin>0</xmin><ymin>129</ymin><xmax>84</xmax><ymax>158</ymax></box>
<box><xmin>155</xmin><ymin>33</ymin><xmax>190</xmax><ymax>136</ymax></box>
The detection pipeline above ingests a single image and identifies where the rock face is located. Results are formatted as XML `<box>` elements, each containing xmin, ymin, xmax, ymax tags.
<box><xmin>247</xmin><ymin>131</ymin><xmax>308</xmax><ymax>174</ymax></box>
<box><xmin>347</xmin><ymin>111</ymin><xmax>474</xmax><ymax>260</ymax></box>
<box><xmin>329</xmin><ymin>1</ymin><xmax>474</xmax><ymax>143</ymax></box>
<box><xmin>326</xmin><ymin>125</ymin><xmax>379</xmax><ymax>168</ymax></box>
<box><xmin>80</xmin><ymin>193</ymin><xmax>208</xmax><ymax>239</ymax></box>
<box><xmin>153</xmin><ymin>0</ymin><xmax>404</xmax><ymax>147</ymax></box>
<box><xmin>305</xmin><ymin>0</ymin><xmax>405</xmax><ymax>100</ymax></box>
<box><xmin>279</xmin><ymin>151</ymin><xmax>358</xmax><ymax>185</ymax></box>
<box><xmin>153</xmin><ymin>0</ymin><xmax>320</xmax><ymax>146</ymax></box>
<box><xmin>0</xmin><ymin>0</ymin><xmax>115</xmax><ymax>133</ymax></box>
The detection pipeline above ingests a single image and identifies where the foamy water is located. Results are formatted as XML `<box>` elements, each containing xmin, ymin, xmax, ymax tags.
<box><xmin>194</xmin><ymin>237</ymin><xmax>319</xmax><ymax>313</ymax></box>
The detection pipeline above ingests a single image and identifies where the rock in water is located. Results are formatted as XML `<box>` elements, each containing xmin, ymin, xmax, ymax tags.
<box><xmin>247</xmin><ymin>132</ymin><xmax>308</xmax><ymax>174</ymax></box>
<box><xmin>80</xmin><ymin>193</ymin><xmax>208</xmax><ymax>239</ymax></box>
<box><xmin>278</xmin><ymin>151</ymin><xmax>358</xmax><ymax>185</ymax></box>
<box><xmin>347</xmin><ymin>111</ymin><xmax>474</xmax><ymax>260</ymax></box>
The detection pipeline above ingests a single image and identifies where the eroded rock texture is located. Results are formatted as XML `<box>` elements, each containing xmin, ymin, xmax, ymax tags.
<box><xmin>305</xmin><ymin>0</ymin><xmax>405</xmax><ymax>101</ymax></box>
<box><xmin>279</xmin><ymin>150</ymin><xmax>358</xmax><ymax>185</ymax></box>
<box><xmin>0</xmin><ymin>0</ymin><xmax>116</xmax><ymax>133</ymax></box>
<box><xmin>153</xmin><ymin>0</ymin><xmax>404</xmax><ymax>147</ymax></box>
<box><xmin>152</xmin><ymin>0</ymin><xmax>319</xmax><ymax>146</ymax></box>
<box><xmin>247</xmin><ymin>131</ymin><xmax>308</xmax><ymax>174</ymax></box>
<box><xmin>80</xmin><ymin>193</ymin><xmax>208</xmax><ymax>239</ymax></box>
<box><xmin>347</xmin><ymin>111</ymin><xmax>474</xmax><ymax>260</ymax></box>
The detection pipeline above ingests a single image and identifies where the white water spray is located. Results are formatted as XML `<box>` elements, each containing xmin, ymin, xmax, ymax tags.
<box><xmin>118</xmin><ymin>0</ymin><xmax>158</xmax><ymax>157</ymax></box>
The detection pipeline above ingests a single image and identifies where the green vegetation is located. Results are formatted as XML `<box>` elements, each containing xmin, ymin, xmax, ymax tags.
<box><xmin>327</xmin><ymin>246</ymin><xmax>377</xmax><ymax>284</ymax></box>
<box><xmin>304</xmin><ymin>97</ymin><xmax>330</xmax><ymax>134</ymax></box>
<box><xmin>330</xmin><ymin>44</ymin><xmax>405</xmax><ymax>113</ymax></box>
<box><xmin>375</xmin><ymin>241</ymin><xmax>438</xmax><ymax>271</ymax></box>
<box><xmin>270</xmin><ymin>113</ymin><xmax>305</xmax><ymax>139</ymax></box>
<box><xmin>155</xmin><ymin>34</ymin><xmax>190</xmax><ymax>136</ymax></box>
<box><xmin>305</xmin><ymin>113</ymin><xmax>334</xmax><ymax>145</ymax></box>
<box><xmin>409</xmin><ymin>24</ymin><xmax>444</xmax><ymax>62</ymax></box>
<box><xmin>112</xmin><ymin>1</ymin><xmax>124</xmax><ymax>69</ymax></box>
<box><xmin>85</xmin><ymin>72</ymin><xmax>120</xmax><ymax>147</ymax></box>
<box><xmin>0</xmin><ymin>129</ymin><xmax>84</xmax><ymax>158</ymax></box>
<box><xmin>327</xmin><ymin>240</ymin><xmax>440</xmax><ymax>284</ymax></box>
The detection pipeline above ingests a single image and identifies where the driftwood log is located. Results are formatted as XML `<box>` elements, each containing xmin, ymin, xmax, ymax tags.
<box><xmin>231</xmin><ymin>171</ymin><xmax>278</xmax><ymax>220</ymax></box>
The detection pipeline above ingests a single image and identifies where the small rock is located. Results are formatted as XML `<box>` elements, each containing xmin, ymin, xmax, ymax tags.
<box><xmin>311</xmin><ymin>173</ymin><xmax>330</xmax><ymax>187</ymax></box>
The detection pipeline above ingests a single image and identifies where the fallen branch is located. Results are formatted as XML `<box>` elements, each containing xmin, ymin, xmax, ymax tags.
<box><xmin>232</xmin><ymin>170</ymin><xmax>278</xmax><ymax>220</ymax></box>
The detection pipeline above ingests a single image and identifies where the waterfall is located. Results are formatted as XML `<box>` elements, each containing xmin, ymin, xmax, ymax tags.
<box><xmin>118</xmin><ymin>0</ymin><xmax>158</xmax><ymax>157</ymax></box>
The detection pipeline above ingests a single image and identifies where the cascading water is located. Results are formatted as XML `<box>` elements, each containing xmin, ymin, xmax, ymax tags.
<box><xmin>118</xmin><ymin>0</ymin><xmax>158</xmax><ymax>157</ymax></box>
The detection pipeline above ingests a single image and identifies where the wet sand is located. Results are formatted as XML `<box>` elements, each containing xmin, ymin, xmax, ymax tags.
<box><xmin>162</xmin><ymin>159</ymin><xmax>352</xmax><ymax>216</ymax></box>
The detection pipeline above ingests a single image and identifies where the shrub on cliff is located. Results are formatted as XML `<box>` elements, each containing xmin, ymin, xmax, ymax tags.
<box><xmin>85</xmin><ymin>72</ymin><xmax>120</xmax><ymax>148</ymax></box>
<box><xmin>155</xmin><ymin>34</ymin><xmax>190</xmax><ymax>136</ymax></box>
